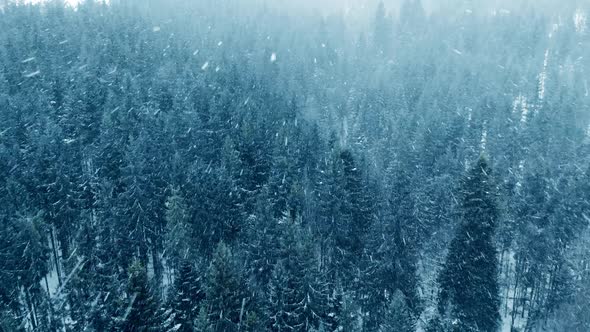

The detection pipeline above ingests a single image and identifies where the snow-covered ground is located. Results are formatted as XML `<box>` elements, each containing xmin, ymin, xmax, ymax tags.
<box><xmin>500</xmin><ymin>250</ymin><xmax>528</xmax><ymax>332</ymax></box>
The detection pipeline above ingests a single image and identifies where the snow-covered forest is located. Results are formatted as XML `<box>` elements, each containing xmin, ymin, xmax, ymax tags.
<box><xmin>0</xmin><ymin>0</ymin><xmax>589</xmax><ymax>331</ymax></box>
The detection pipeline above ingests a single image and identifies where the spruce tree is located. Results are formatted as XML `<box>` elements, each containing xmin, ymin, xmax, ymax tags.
<box><xmin>169</xmin><ymin>259</ymin><xmax>204</xmax><ymax>332</ymax></box>
<box><xmin>373</xmin><ymin>1</ymin><xmax>392</xmax><ymax>54</ymax></box>
<box><xmin>437</xmin><ymin>156</ymin><xmax>501</xmax><ymax>332</ymax></box>
<box><xmin>338</xmin><ymin>150</ymin><xmax>373</xmax><ymax>258</ymax></box>
<box><xmin>164</xmin><ymin>188</ymin><xmax>192</xmax><ymax>271</ymax></box>
<box><xmin>205</xmin><ymin>242</ymin><xmax>249</xmax><ymax>332</ymax></box>
<box><xmin>266</xmin><ymin>218</ymin><xmax>328</xmax><ymax>331</ymax></box>
<box><xmin>364</xmin><ymin>216</ymin><xmax>421</xmax><ymax>330</ymax></box>
<box><xmin>380</xmin><ymin>289</ymin><xmax>415</xmax><ymax>332</ymax></box>
<box><xmin>117</xmin><ymin>261</ymin><xmax>164</xmax><ymax>332</ymax></box>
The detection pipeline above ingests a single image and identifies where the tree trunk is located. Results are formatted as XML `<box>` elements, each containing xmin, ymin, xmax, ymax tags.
<box><xmin>24</xmin><ymin>288</ymin><xmax>37</xmax><ymax>330</ymax></box>
<box><xmin>49</xmin><ymin>226</ymin><xmax>62</xmax><ymax>287</ymax></box>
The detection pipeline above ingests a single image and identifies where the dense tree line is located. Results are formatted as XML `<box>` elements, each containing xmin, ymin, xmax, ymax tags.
<box><xmin>0</xmin><ymin>0</ymin><xmax>589</xmax><ymax>331</ymax></box>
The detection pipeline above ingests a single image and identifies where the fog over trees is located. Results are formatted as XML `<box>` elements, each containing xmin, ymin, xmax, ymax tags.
<box><xmin>0</xmin><ymin>0</ymin><xmax>589</xmax><ymax>331</ymax></box>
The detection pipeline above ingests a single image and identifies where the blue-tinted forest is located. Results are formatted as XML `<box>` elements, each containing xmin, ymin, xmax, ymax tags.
<box><xmin>0</xmin><ymin>0</ymin><xmax>589</xmax><ymax>331</ymax></box>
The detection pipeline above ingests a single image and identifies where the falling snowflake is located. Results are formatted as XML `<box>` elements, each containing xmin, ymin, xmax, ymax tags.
<box><xmin>24</xmin><ymin>70</ymin><xmax>41</xmax><ymax>78</ymax></box>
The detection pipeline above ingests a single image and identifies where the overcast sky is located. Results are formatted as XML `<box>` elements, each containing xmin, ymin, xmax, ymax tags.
<box><xmin>17</xmin><ymin>0</ymin><xmax>588</xmax><ymax>17</ymax></box>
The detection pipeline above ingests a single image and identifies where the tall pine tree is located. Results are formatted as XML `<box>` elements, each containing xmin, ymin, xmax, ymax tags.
<box><xmin>437</xmin><ymin>156</ymin><xmax>501</xmax><ymax>332</ymax></box>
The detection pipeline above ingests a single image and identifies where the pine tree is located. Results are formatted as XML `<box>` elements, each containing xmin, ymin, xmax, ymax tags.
<box><xmin>329</xmin><ymin>149</ymin><xmax>374</xmax><ymax>286</ymax></box>
<box><xmin>169</xmin><ymin>259</ymin><xmax>204</xmax><ymax>332</ymax></box>
<box><xmin>266</xmin><ymin>218</ymin><xmax>328</xmax><ymax>331</ymax></box>
<box><xmin>424</xmin><ymin>315</ymin><xmax>446</xmax><ymax>332</ymax></box>
<box><xmin>164</xmin><ymin>188</ymin><xmax>192</xmax><ymax>271</ymax></box>
<box><xmin>242</xmin><ymin>204</ymin><xmax>283</xmax><ymax>289</ymax></box>
<box><xmin>205</xmin><ymin>242</ymin><xmax>249</xmax><ymax>332</ymax></box>
<box><xmin>437</xmin><ymin>156</ymin><xmax>501</xmax><ymax>332</ymax></box>
<box><xmin>373</xmin><ymin>1</ymin><xmax>392</xmax><ymax>54</ymax></box>
<box><xmin>0</xmin><ymin>210</ymin><xmax>49</xmax><ymax>331</ymax></box>
<box><xmin>380</xmin><ymin>289</ymin><xmax>415</xmax><ymax>332</ymax></box>
<box><xmin>117</xmin><ymin>261</ymin><xmax>163</xmax><ymax>332</ymax></box>
<box><xmin>194</xmin><ymin>306</ymin><xmax>212</xmax><ymax>332</ymax></box>
<box><xmin>338</xmin><ymin>150</ymin><xmax>370</xmax><ymax>256</ymax></box>
<box><xmin>364</xmin><ymin>215</ymin><xmax>421</xmax><ymax>330</ymax></box>
<box><xmin>66</xmin><ymin>216</ymin><xmax>99</xmax><ymax>330</ymax></box>
<box><xmin>187</xmin><ymin>164</ymin><xmax>245</xmax><ymax>256</ymax></box>
<box><xmin>314</xmin><ymin>141</ymin><xmax>343</xmax><ymax>272</ymax></box>
<box><xmin>399</xmin><ymin>0</ymin><xmax>426</xmax><ymax>32</ymax></box>
<box><xmin>86</xmin><ymin>180</ymin><xmax>124</xmax><ymax>332</ymax></box>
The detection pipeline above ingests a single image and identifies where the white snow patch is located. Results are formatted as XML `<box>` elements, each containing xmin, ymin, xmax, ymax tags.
<box><xmin>513</xmin><ymin>94</ymin><xmax>531</xmax><ymax>125</ymax></box>
<box><xmin>512</xmin><ymin>95</ymin><xmax>524</xmax><ymax>114</ymax></box>
<box><xmin>480</xmin><ymin>125</ymin><xmax>488</xmax><ymax>151</ymax></box>
<box><xmin>42</xmin><ymin>263</ymin><xmax>61</xmax><ymax>298</ymax></box>
<box><xmin>515</xmin><ymin>160</ymin><xmax>525</xmax><ymax>189</ymax></box>
<box><xmin>514</xmin><ymin>95</ymin><xmax>529</xmax><ymax>125</ymax></box>
<box><xmin>538</xmin><ymin>49</ymin><xmax>549</xmax><ymax>102</ymax></box>
<box><xmin>500</xmin><ymin>250</ymin><xmax>522</xmax><ymax>332</ymax></box>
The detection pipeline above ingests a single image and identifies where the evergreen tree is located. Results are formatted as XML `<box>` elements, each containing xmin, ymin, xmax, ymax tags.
<box><xmin>364</xmin><ymin>215</ymin><xmax>421</xmax><ymax>330</ymax></box>
<box><xmin>379</xmin><ymin>289</ymin><xmax>415</xmax><ymax>332</ymax></box>
<box><xmin>164</xmin><ymin>188</ymin><xmax>192</xmax><ymax>271</ymax></box>
<box><xmin>117</xmin><ymin>261</ymin><xmax>164</xmax><ymax>332</ymax></box>
<box><xmin>0</xmin><ymin>1</ymin><xmax>588</xmax><ymax>330</ymax></box>
<box><xmin>205</xmin><ymin>242</ymin><xmax>249</xmax><ymax>332</ymax></box>
<box><xmin>373</xmin><ymin>1</ymin><xmax>393</xmax><ymax>54</ymax></box>
<box><xmin>331</xmin><ymin>149</ymin><xmax>374</xmax><ymax>285</ymax></box>
<box><xmin>266</xmin><ymin>217</ymin><xmax>328</xmax><ymax>331</ymax></box>
<box><xmin>338</xmin><ymin>150</ymin><xmax>373</xmax><ymax>257</ymax></box>
<box><xmin>437</xmin><ymin>156</ymin><xmax>501</xmax><ymax>332</ymax></box>
<box><xmin>194</xmin><ymin>306</ymin><xmax>212</xmax><ymax>332</ymax></box>
<box><xmin>0</xmin><ymin>210</ymin><xmax>48</xmax><ymax>331</ymax></box>
<box><xmin>169</xmin><ymin>259</ymin><xmax>205</xmax><ymax>332</ymax></box>
<box><xmin>187</xmin><ymin>164</ymin><xmax>245</xmax><ymax>257</ymax></box>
